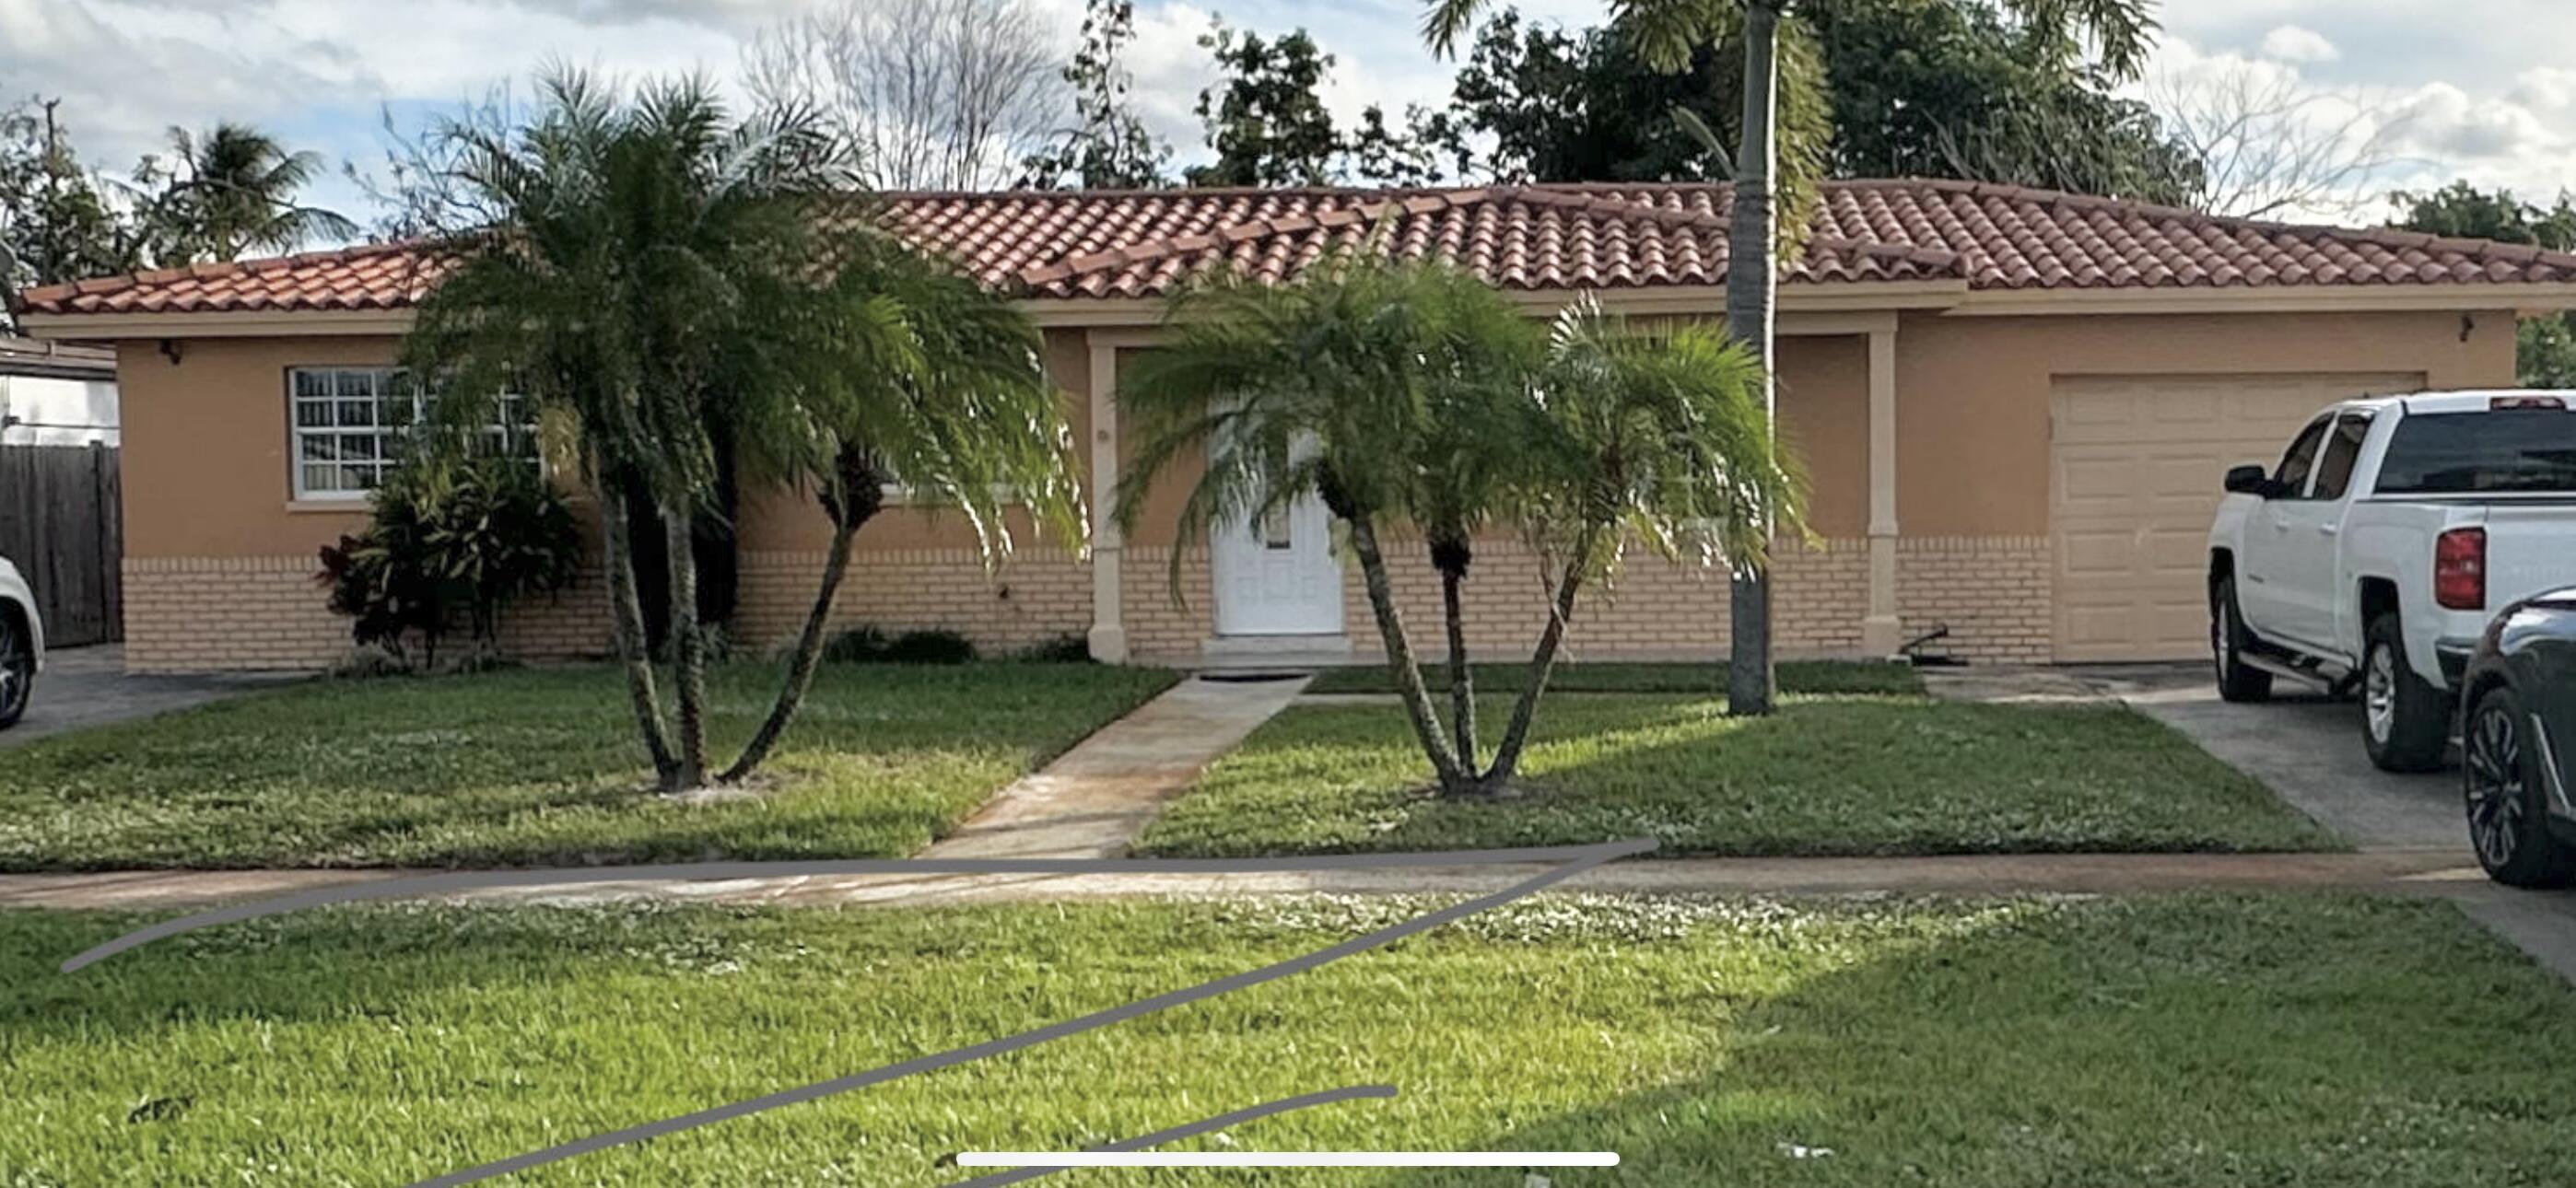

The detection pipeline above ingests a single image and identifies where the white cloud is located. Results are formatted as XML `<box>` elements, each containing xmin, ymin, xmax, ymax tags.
<box><xmin>2257</xmin><ymin>24</ymin><xmax>2337</xmax><ymax>64</ymax></box>
<box><xmin>0</xmin><ymin>0</ymin><xmax>371</xmax><ymax>167</ymax></box>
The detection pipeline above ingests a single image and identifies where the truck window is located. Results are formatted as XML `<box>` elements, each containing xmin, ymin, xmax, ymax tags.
<box><xmin>2307</xmin><ymin>413</ymin><xmax>2372</xmax><ymax>501</ymax></box>
<box><xmin>2375</xmin><ymin>409</ymin><xmax>2576</xmax><ymax>494</ymax></box>
<box><xmin>2273</xmin><ymin>416</ymin><xmax>2330</xmax><ymax>495</ymax></box>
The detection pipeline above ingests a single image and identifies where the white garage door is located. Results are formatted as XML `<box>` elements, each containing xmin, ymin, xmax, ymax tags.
<box><xmin>2050</xmin><ymin>372</ymin><xmax>2420</xmax><ymax>661</ymax></box>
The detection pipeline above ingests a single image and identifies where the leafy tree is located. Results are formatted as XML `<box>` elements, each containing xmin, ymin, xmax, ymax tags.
<box><xmin>1804</xmin><ymin>0</ymin><xmax>2195</xmax><ymax>203</ymax></box>
<box><xmin>404</xmin><ymin>71</ymin><xmax>1080</xmax><ymax>791</ymax></box>
<box><xmin>1019</xmin><ymin>0</ymin><xmax>1172</xmax><ymax>189</ymax></box>
<box><xmin>1118</xmin><ymin>255</ymin><xmax>1797</xmax><ymax>796</ymax></box>
<box><xmin>2390</xmin><ymin>182</ymin><xmax>2576</xmax><ymax>388</ymax></box>
<box><xmin>1423</xmin><ymin>0</ymin><xmax>2156</xmax><ymax>715</ymax></box>
<box><xmin>1188</xmin><ymin>23</ymin><xmax>1346</xmax><ymax>187</ymax></box>
<box><xmin>0</xmin><ymin>99</ymin><xmax>139</xmax><ymax>320</ymax></box>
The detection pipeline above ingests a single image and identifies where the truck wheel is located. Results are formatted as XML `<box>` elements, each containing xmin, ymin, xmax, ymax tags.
<box><xmin>2211</xmin><ymin>577</ymin><xmax>2272</xmax><ymax>703</ymax></box>
<box><xmin>2465</xmin><ymin>684</ymin><xmax>2576</xmax><ymax>889</ymax></box>
<box><xmin>2361</xmin><ymin>612</ymin><xmax>2448</xmax><ymax>773</ymax></box>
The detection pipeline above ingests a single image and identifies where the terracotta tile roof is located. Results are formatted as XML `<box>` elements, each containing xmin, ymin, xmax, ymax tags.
<box><xmin>19</xmin><ymin>179</ymin><xmax>2576</xmax><ymax>319</ymax></box>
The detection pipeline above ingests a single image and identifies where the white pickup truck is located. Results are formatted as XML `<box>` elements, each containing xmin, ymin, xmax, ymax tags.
<box><xmin>2207</xmin><ymin>390</ymin><xmax>2576</xmax><ymax>771</ymax></box>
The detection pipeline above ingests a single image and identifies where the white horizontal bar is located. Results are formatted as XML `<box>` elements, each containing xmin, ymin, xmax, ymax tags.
<box><xmin>957</xmin><ymin>1152</ymin><xmax>1619</xmax><ymax>1168</ymax></box>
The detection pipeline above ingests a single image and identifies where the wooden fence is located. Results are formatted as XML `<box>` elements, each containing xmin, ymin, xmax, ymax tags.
<box><xmin>0</xmin><ymin>444</ymin><xmax>123</xmax><ymax>647</ymax></box>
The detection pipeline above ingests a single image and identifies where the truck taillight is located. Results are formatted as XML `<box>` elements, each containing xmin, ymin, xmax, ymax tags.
<box><xmin>2435</xmin><ymin>528</ymin><xmax>2488</xmax><ymax>611</ymax></box>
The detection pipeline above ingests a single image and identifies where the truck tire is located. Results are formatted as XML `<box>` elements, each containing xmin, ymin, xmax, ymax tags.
<box><xmin>2361</xmin><ymin>612</ymin><xmax>2449</xmax><ymax>773</ymax></box>
<box><xmin>2211</xmin><ymin>576</ymin><xmax>2272</xmax><ymax>703</ymax></box>
<box><xmin>2464</xmin><ymin>683</ymin><xmax>2576</xmax><ymax>889</ymax></box>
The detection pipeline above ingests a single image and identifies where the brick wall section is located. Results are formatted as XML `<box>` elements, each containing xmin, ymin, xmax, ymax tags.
<box><xmin>732</xmin><ymin>548</ymin><xmax>1091</xmax><ymax>654</ymax></box>
<box><xmin>123</xmin><ymin>557</ymin><xmax>611</xmax><ymax>673</ymax></box>
<box><xmin>1896</xmin><ymin>536</ymin><xmax>2053</xmax><ymax>663</ymax></box>
<box><xmin>1123</xmin><ymin>546</ymin><xmax>1216</xmax><ymax>659</ymax></box>
<box><xmin>1319</xmin><ymin>537</ymin><xmax>1872</xmax><ymax>663</ymax></box>
<box><xmin>126</xmin><ymin>536</ymin><xmax>2051</xmax><ymax>670</ymax></box>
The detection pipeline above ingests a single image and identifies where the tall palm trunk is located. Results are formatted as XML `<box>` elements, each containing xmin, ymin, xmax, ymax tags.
<box><xmin>595</xmin><ymin>456</ymin><xmax>677</xmax><ymax>783</ymax></box>
<box><xmin>660</xmin><ymin>495</ymin><xmax>709</xmax><ymax>790</ymax></box>
<box><xmin>722</xmin><ymin>453</ymin><xmax>882</xmax><ymax>783</ymax></box>
<box><xmin>1346</xmin><ymin>513</ymin><xmax>1471</xmax><ymax>795</ymax></box>
<box><xmin>1726</xmin><ymin>0</ymin><xmax>1784</xmax><ymax>717</ymax></box>
<box><xmin>1432</xmin><ymin>537</ymin><xmax>1478</xmax><ymax>773</ymax></box>
<box><xmin>1481</xmin><ymin>522</ymin><xmax>1597</xmax><ymax>791</ymax></box>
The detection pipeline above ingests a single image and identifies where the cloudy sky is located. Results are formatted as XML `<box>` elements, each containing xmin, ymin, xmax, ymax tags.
<box><xmin>6</xmin><ymin>0</ymin><xmax>2573</xmax><ymax>230</ymax></box>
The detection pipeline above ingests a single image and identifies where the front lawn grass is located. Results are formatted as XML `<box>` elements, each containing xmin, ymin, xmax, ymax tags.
<box><xmin>1305</xmin><ymin>658</ymin><xmax>1925</xmax><ymax>696</ymax></box>
<box><xmin>4</xmin><ymin>893</ymin><xmax>2570</xmax><ymax>1184</ymax></box>
<box><xmin>0</xmin><ymin>661</ymin><xmax>1176</xmax><ymax>870</ymax></box>
<box><xmin>1138</xmin><ymin>693</ymin><xmax>2336</xmax><ymax>857</ymax></box>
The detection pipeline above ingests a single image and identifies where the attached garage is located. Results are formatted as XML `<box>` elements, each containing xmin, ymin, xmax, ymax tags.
<box><xmin>2048</xmin><ymin>372</ymin><xmax>2422</xmax><ymax>661</ymax></box>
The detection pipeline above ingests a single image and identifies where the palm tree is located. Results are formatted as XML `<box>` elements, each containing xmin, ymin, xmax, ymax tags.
<box><xmin>1118</xmin><ymin>255</ymin><xmax>1796</xmax><ymax>797</ymax></box>
<box><xmin>1423</xmin><ymin>0</ymin><xmax>2156</xmax><ymax>715</ymax></box>
<box><xmin>146</xmin><ymin>122</ymin><xmax>357</xmax><ymax>262</ymax></box>
<box><xmin>1484</xmin><ymin>297</ymin><xmax>1804</xmax><ymax>785</ymax></box>
<box><xmin>1116</xmin><ymin>251</ymin><xmax>1536</xmax><ymax>797</ymax></box>
<box><xmin>719</xmin><ymin>234</ymin><xmax>1083</xmax><ymax>781</ymax></box>
<box><xmin>406</xmin><ymin>71</ymin><xmax>1079</xmax><ymax>791</ymax></box>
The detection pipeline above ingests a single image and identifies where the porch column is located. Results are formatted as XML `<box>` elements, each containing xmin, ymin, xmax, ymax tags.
<box><xmin>1086</xmin><ymin>339</ymin><xmax>1129</xmax><ymax>662</ymax></box>
<box><xmin>1863</xmin><ymin>324</ymin><xmax>1902</xmax><ymax>657</ymax></box>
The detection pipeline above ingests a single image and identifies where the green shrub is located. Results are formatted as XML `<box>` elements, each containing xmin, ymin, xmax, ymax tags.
<box><xmin>316</xmin><ymin>457</ymin><xmax>582</xmax><ymax>670</ymax></box>
<box><xmin>1015</xmin><ymin>633</ymin><xmax>1095</xmax><ymax>663</ymax></box>
<box><xmin>824</xmin><ymin>625</ymin><xmax>978</xmax><ymax>665</ymax></box>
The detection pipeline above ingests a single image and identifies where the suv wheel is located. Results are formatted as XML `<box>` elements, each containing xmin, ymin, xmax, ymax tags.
<box><xmin>0</xmin><ymin>611</ymin><xmax>31</xmax><ymax>729</ymax></box>
<box><xmin>2361</xmin><ymin>612</ymin><xmax>2448</xmax><ymax>773</ymax></box>
<box><xmin>2465</xmin><ymin>683</ymin><xmax>2576</xmax><ymax>888</ymax></box>
<box><xmin>2211</xmin><ymin>576</ymin><xmax>2272</xmax><ymax>703</ymax></box>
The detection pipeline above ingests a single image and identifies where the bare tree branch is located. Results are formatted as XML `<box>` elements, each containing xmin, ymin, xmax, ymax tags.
<box><xmin>744</xmin><ymin>0</ymin><xmax>1064</xmax><ymax>192</ymax></box>
<box><xmin>2149</xmin><ymin>57</ymin><xmax>2417</xmax><ymax>221</ymax></box>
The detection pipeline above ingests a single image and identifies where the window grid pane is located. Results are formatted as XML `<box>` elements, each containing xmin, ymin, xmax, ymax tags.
<box><xmin>292</xmin><ymin>367</ymin><xmax>535</xmax><ymax>500</ymax></box>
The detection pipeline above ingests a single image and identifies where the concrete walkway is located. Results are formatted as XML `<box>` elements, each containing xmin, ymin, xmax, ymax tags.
<box><xmin>0</xmin><ymin>847</ymin><xmax>2486</xmax><ymax>912</ymax></box>
<box><xmin>916</xmin><ymin>673</ymin><xmax>1310</xmax><ymax>859</ymax></box>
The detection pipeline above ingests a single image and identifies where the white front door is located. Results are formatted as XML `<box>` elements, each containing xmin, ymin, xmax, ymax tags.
<box><xmin>1212</xmin><ymin>486</ymin><xmax>1344</xmax><ymax>636</ymax></box>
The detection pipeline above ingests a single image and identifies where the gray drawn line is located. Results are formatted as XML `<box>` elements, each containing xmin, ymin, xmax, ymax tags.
<box><xmin>60</xmin><ymin>841</ymin><xmax>1651</xmax><ymax>973</ymax></box>
<box><xmin>939</xmin><ymin>1083</ymin><xmax>1398</xmax><ymax>1188</ymax></box>
<box><xmin>401</xmin><ymin>837</ymin><xmax>1653</xmax><ymax>1186</ymax></box>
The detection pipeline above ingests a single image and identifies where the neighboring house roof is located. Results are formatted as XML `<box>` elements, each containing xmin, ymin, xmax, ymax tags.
<box><xmin>18</xmin><ymin>179</ymin><xmax>2576</xmax><ymax>319</ymax></box>
<box><xmin>0</xmin><ymin>335</ymin><xmax>115</xmax><ymax>380</ymax></box>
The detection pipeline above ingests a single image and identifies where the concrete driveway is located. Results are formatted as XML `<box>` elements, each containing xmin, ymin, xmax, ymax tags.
<box><xmin>1</xmin><ymin>646</ymin><xmax>292</xmax><ymax>749</ymax></box>
<box><xmin>2083</xmin><ymin>663</ymin><xmax>2462</xmax><ymax>850</ymax></box>
<box><xmin>2062</xmin><ymin>662</ymin><xmax>2576</xmax><ymax>982</ymax></box>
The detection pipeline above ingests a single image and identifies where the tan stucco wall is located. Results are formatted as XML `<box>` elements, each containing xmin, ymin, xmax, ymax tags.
<box><xmin>1891</xmin><ymin>309</ymin><xmax>2517</xmax><ymax>538</ymax></box>
<box><xmin>113</xmin><ymin>336</ymin><xmax>391</xmax><ymax>557</ymax></box>
<box><xmin>101</xmin><ymin>304</ymin><xmax>2525</xmax><ymax>670</ymax></box>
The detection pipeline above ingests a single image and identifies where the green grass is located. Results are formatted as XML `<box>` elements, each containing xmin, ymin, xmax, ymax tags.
<box><xmin>0</xmin><ymin>662</ymin><xmax>1176</xmax><ymax>871</ymax></box>
<box><xmin>3</xmin><ymin>893</ymin><xmax>2570</xmax><ymax>1184</ymax></box>
<box><xmin>1139</xmin><ymin>693</ymin><xmax>2336</xmax><ymax>857</ymax></box>
<box><xmin>1304</xmin><ymin>658</ymin><xmax>1926</xmax><ymax>696</ymax></box>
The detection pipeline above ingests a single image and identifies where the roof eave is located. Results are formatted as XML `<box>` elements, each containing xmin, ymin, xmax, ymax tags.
<box><xmin>1950</xmin><ymin>283</ymin><xmax>2576</xmax><ymax>317</ymax></box>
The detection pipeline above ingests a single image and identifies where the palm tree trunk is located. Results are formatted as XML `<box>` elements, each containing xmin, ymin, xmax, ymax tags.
<box><xmin>1481</xmin><ymin>524</ymin><xmax>1597</xmax><ymax>792</ymax></box>
<box><xmin>596</xmin><ymin>468</ymin><xmax>677</xmax><ymax>782</ymax></box>
<box><xmin>1434</xmin><ymin>545</ymin><xmax>1478</xmax><ymax>773</ymax></box>
<box><xmin>1726</xmin><ymin>0</ymin><xmax>1784</xmax><ymax>718</ymax></box>
<box><xmin>659</xmin><ymin>495</ymin><xmax>709</xmax><ymax>790</ymax></box>
<box><xmin>1346</xmin><ymin>514</ymin><xmax>1470</xmax><ymax>795</ymax></box>
<box><xmin>721</xmin><ymin>516</ymin><xmax>861</xmax><ymax>784</ymax></box>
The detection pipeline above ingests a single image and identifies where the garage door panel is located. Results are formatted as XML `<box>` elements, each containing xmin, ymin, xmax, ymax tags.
<box><xmin>2049</xmin><ymin>372</ymin><xmax>2420</xmax><ymax>662</ymax></box>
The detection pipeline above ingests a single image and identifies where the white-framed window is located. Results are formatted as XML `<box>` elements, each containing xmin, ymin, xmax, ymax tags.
<box><xmin>288</xmin><ymin>367</ymin><xmax>529</xmax><ymax>500</ymax></box>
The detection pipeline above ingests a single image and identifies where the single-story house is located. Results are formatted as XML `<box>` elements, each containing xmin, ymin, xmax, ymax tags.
<box><xmin>17</xmin><ymin>180</ymin><xmax>2576</xmax><ymax>674</ymax></box>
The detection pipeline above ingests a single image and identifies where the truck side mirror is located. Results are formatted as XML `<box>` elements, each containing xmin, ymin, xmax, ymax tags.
<box><xmin>2224</xmin><ymin>464</ymin><xmax>2275</xmax><ymax>496</ymax></box>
